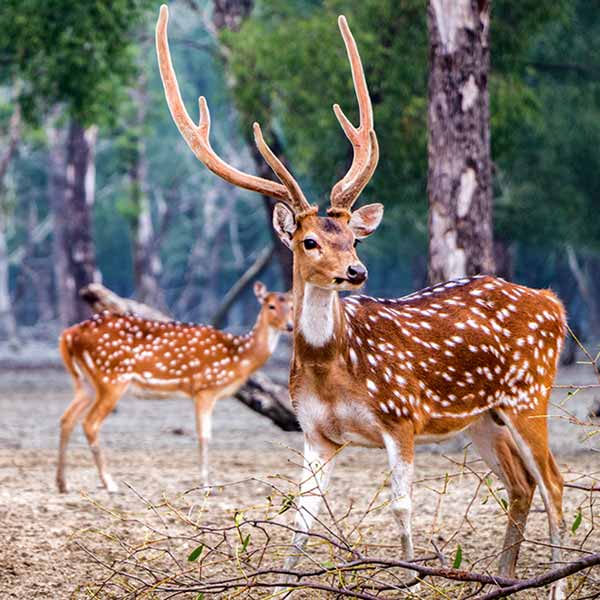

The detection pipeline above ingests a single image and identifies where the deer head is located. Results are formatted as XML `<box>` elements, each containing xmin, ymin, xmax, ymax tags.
<box><xmin>156</xmin><ymin>6</ymin><xmax>381</xmax><ymax>292</ymax></box>
<box><xmin>254</xmin><ymin>281</ymin><xmax>293</xmax><ymax>332</ymax></box>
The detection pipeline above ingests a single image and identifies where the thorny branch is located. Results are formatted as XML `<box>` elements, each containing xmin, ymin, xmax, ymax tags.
<box><xmin>76</xmin><ymin>334</ymin><xmax>599</xmax><ymax>598</ymax></box>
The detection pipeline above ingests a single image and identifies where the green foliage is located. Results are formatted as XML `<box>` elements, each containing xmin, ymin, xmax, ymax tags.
<box><xmin>224</xmin><ymin>0</ymin><xmax>577</xmax><ymax>295</ymax></box>
<box><xmin>0</xmin><ymin>0</ymin><xmax>149</xmax><ymax>126</ymax></box>
<box><xmin>495</xmin><ymin>1</ymin><xmax>600</xmax><ymax>252</ymax></box>
<box><xmin>572</xmin><ymin>509</ymin><xmax>582</xmax><ymax>533</ymax></box>
<box><xmin>188</xmin><ymin>543</ymin><xmax>204</xmax><ymax>562</ymax></box>
<box><xmin>224</xmin><ymin>0</ymin><xmax>427</xmax><ymax>212</ymax></box>
<box><xmin>452</xmin><ymin>544</ymin><xmax>463</xmax><ymax>569</ymax></box>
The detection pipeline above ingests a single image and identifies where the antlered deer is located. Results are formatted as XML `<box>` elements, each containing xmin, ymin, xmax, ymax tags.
<box><xmin>56</xmin><ymin>282</ymin><xmax>292</xmax><ymax>493</ymax></box>
<box><xmin>156</xmin><ymin>6</ymin><xmax>567</xmax><ymax>597</ymax></box>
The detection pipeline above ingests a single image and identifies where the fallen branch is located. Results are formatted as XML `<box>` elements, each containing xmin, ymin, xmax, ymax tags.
<box><xmin>474</xmin><ymin>553</ymin><xmax>600</xmax><ymax>600</ymax></box>
<box><xmin>211</xmin><ymin>244</ymin><xmax>275</xmax><ymax>328</ymax></box>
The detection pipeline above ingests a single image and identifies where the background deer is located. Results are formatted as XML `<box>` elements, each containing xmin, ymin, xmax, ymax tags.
<box><xmin>156</xmin><ymin>6</ymin><xmax>568</xmax><ymax>598</ymax></box>
<box><xmin>56</xmin><ymin>281</ymin><xmax>292</xmax><ymax>493</ymax></box>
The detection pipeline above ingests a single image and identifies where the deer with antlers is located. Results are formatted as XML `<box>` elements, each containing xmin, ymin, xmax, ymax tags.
<box><xmin>156</xmin><ymin>6</ymin><xmax>567</xmax><ymax>597</ymax></box>
<box><xmin>56</xmin><ymin>282</ymin><xmax>292</xmax><ymax>493</ymax></box>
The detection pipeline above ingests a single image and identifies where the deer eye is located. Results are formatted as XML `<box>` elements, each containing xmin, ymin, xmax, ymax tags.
<box><xmin>303</xmin><ymin>238</ymin><xmax>319</xmax><ymax>250</ymax></box>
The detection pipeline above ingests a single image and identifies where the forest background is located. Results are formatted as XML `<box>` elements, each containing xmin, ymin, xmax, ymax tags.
<box><xmin>0</xmin><ymin>0</ymin><xmax>598</xmax><ymax>346</ymax></box>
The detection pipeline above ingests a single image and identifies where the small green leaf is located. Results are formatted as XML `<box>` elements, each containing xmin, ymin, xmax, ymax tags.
<box><xmin>188</xmin><ymin>544</ymin><xmax>204</xmax><ymax>562</ymax></box>
<box><xmin>234</xmin><ymin>511</ymin><xmax>243</xmax><ymax>526</ymax></box>
<box><xmin>500</xmin><ymin>497</ymin><xmax>508</xmax><ymax>511</ymax></box>
<box><xmin>572</xmin><ymin>509</ymin><xmax>582</xmax><ymax>533</ymax></box>
<box><xmin>195</xmin><ymin>594</ymin><xmax>204</xmax><ymax>600</ymax></box>
<box><xmin>322</xmin><ymin>560</ymin><xmax>335</xmax><ymax>570</ymax></box>
<box><xmin>241</xmin><ymin>533</ymin><xmax>251</xmax><ymax>552</ymax></box>
<box><xmin>452</xmin><ymin>544</ymin><xmax>463</xmax><ymax>569</ymax></box>
<box><xmin>485</xmin><ymin>477</ymin><xmax>493</xmax><ymax>487</ymax></box>
<box><xmin>278</xmin><ymin>493</ymin><xmax>295</xmax><ymax>515</ymax></box>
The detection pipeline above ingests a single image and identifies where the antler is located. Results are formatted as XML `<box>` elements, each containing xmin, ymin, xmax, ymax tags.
<box><xmin>155</xmin><ymin>5</ymin><xmax>310</xmax><ymax>213</ymax></box>
<box><xmin>329</xmin><ymin>16</ymin><xmax>379</xmax><ymax>212</ymax></box>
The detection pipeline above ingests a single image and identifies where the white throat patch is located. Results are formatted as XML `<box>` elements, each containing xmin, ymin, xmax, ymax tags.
<box><xmin>267</xmin><ymin>327</ymin><xmax>281</xmax><ymax>354</ymax></box>
<box><xmin>299</xmin><ymin>284</ymin><xmax>336</xmax><ymax>347</ymax></box>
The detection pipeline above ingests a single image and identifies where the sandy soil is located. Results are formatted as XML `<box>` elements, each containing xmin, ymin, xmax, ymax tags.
<box><xmin>1</xmin><ymin>364</ymin><xmax>599</xmax><ymax>599</ymax></box>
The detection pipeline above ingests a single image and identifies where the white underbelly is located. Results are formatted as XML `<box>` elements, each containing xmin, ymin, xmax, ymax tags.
<box><xmin>129</xmin><ymin>382</ymin><xmax>189</xmax><ymax>400</ymax></box>
<box><xmin>415</xmin><ymin>424</ymin><xmax>471</xmax><ymax>445</ymax></box>
<box><xmin>296</xmin><ymin>394</ymin><xmax>383</xmax><ymax>448</ymax></box>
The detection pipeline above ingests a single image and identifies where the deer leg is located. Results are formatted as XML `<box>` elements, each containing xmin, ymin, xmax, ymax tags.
<box><xmin>82</xmin><ymin>383</ymin><xmax>127</xmax><ymax>493</ymax></box>
<box><xmin>496</xmin><ymin>409</ymin><xmax>565</xmax><ymax>600</ymax></box>
<box><xmin>56</xmin><ymin>380</ymin><xmax>93</xmax><ymax>493</ymax></box>
<box><xmin>193</xmin><ymin>392</ymin><xmax>217</xmax><ymax>487</ymax></box>
<box><xmin>382</xmin><ymin>424</ymin><xmax>416</xmax><ymax>578</ymax></box>
<box><xmin>467</xmin><ymin>413</ymin><xmax>535</xmax><ymax>578</ymax></box>
<box><xmin>283</xmin><ymin>435</ymin><xmax>338</xmax><ymax>572</ymax></box>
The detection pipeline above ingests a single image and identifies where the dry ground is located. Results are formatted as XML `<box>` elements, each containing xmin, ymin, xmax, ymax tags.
<box><xmin>1</xmin><ymin>363</ymin><xmax>599</xmax><ymax>599</ymax></box>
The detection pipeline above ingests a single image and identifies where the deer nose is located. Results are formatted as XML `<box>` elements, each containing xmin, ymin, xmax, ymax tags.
<box><xmin>347</xmin><ymin>264</ymin><xmax>367</xmax><ymax>284</ymax></box>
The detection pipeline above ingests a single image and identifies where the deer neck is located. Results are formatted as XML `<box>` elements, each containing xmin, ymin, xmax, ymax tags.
<box><xmin>239</xmin><ymin>307</ymin><xmax>280</xmax><ymax>370</ymax></box>
<box><xmin>293</xmin><ymin>265</ymin><xmax>345</xmax><ymax>359</ymax></box>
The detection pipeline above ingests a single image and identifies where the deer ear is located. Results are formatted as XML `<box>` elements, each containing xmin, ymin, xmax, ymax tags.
<box><xmin>348</xmin><ymin>203</ymin><xmax>384</xmax><ymax>239</ymax></box>
<box><xmin>253</xmin><ymin>281</ymin><xmax>267</xmax><ymax>302</ymax></box>
<box><xmin>273</xmin><ymin>203</ymin><xmax>296</xmax><ymax>249</ymax></box>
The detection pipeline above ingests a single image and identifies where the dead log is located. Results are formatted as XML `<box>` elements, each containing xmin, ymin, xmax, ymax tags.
<box><xmin>79</xmin><ymin>283</ymin><xmax>300</xmax><ymax>432</ymax></box>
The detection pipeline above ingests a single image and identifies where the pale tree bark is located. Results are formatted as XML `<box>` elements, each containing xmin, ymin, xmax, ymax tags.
<box><xmin>0</xmin><ymin>96</ymin><xmax>20</xmax><ymax>340</ymax></box>
<box><xmin>52</xmin><ymin>120</ymin><xmax>100</xmax><ymax>326</ymax></box>
<box><xmin>129</xmin><ymin>81</ymin><xmax>167</xmax><ymax>310</ymax></box>
<box><xmin>427</xmin><ymin>0</ymin><xmax>495</xmax><ymax>284</ymax></box>
<box><xmin>174</xmin><ymin>185</ymin><xmax>232</xmax><ymax>321</ymax></box>
<box><xmin>0</xmin><ymin>214</ymin><xmax>17</xmax><ymax>340</ymax></box>
<box><xmin>48</xmin><ymin>120</ymin><xmax>69</xmax><ymax>324</ymax></box>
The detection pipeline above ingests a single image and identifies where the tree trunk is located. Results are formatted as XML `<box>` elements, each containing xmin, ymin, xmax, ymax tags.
<box><xmin>0</xmin><ymin>96</ymin><xmax>20</xmax><ymax>340</ymax></box>
<box><xmin>209</xmin><ymin>0</ymin><xmax>294</xmax><ymax>288</ymax></box>
<box><xmin>566</xmin><ymin>246</ymin><xmax>600</xmax><ymax>339</ymax></box>
<box><xmin>129</xmin><ymin>83</ymin><xmax>166</xmax><ymax>310</ymax></box>
<box><xmin>48</xmin><ymin>121</ymin><xmax>69</xmax><ymax>324</ymax></box>
<box><xmin>0</xmin><ymin>216</ymin><xmax>17</xmax><ymax>340</ymax></box>
<box><xmin>54</xmin><ymin>119</ymin><xmax>99</xmax><ymax>325</ymax></box>
<box><xmin>212</xmin><ymin>0</ymin><xmax>253</xmax><ymax>30</ymax></box>
<box><xmin>427</xmin><ymin>0</ymin><xmax>495</xmax><ymax>284</ymax></box>
<box><xmin>250</xmin><ymin>142</ymin><xmax>294</xmax><ymax>287</ymax></box>
<box><xmin>79</xmin><ymin>282</ymin><xmax>300</xmax><ymax>431</ymax></box>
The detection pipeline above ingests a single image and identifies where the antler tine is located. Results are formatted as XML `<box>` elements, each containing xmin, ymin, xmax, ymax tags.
<box><xmin>253</xmin><ymin>123</ymin><xmax>311</xmax><ymax>213</ymax></box>
<box><xmin>330</xmin><ymin>15</ymin><xmax>379</xmax><ymax>211</ymax></box>
<box><xmin>155</xmin><ymin>5</ymin><xmax>300</xmax><ymax>206</ymax></box>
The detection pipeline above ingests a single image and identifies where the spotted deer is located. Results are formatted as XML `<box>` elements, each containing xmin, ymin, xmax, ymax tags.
<box><xmin>156</xmin><ymin>6</ymin><xmax>567</xmax><ymax>597</ymax></box>
<box><xmin>56</xmin><ymin>282</ymin><xmax>292</xmax><ymax>493</ymax></box>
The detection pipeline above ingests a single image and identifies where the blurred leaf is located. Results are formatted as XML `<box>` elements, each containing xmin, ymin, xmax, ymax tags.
<box><xmin>188</xmin><ymin>544</ymin><xmax>204</xmax><ymax>562</ymax></box>
<box><xmin>572</xmin><ymin>509</ymin><xmax>582</xmax><ymax>534</ymax></box>
<box><xmin>279</xmin><ymin>493</ymin><xmax>295</xmax><ymax>515</ymax></box>
<box><xmin>452</xmin><ymin>544</ymin><xmax>463</xmax><ymax>569</ymax></box>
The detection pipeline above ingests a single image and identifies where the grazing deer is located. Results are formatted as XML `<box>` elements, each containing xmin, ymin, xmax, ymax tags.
<box><xmin>56</xmin><ymin>282</ymin><xmax>293</xmax><ymax>493</ymax></box>
<box><xmin>156</xmin><ymin>6</ymin><xmax>567</xmax><ymax>598</ymax></box>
